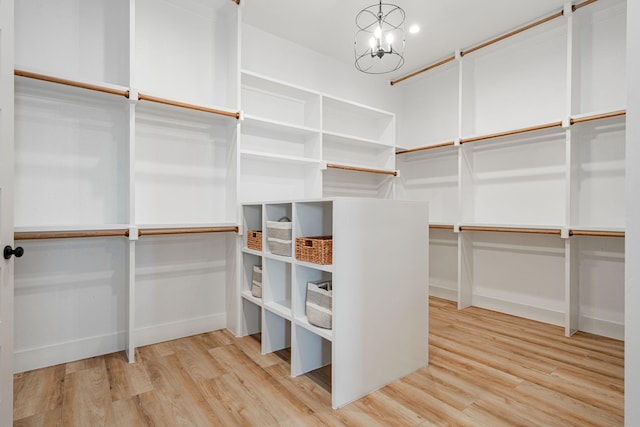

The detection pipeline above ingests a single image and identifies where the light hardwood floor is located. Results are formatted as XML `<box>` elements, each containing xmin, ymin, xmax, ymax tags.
<box><xmin>13</xmin><ymin>298</ymin><xmax>624</xmax><ymax>426</ymax></box>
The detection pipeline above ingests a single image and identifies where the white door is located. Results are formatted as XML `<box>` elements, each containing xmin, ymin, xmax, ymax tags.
<box><xmin>0</xmin><ymin>0</ymin><xmax>15</xmax><ymax>424</ymax></box>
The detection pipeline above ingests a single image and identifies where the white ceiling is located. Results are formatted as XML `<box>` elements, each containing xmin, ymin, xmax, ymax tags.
<box><xmin>241</xmin><ymin>0</ymin><xmax>569</xmax><ymax>80</ymax></box>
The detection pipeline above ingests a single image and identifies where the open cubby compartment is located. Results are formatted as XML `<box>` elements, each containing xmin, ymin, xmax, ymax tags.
<box><xmin>14</xmin><ymin>78</ymin><xmax>128</xmax><ymax>228</ymax></box>
<box><xmin>396</xmin><ymin>147</ymin><xmax>459</xmax><ymax>223</ymax></box>
<box><xmin>430</xmin><ymin>228</ymin><xmax>458</xmax><ymax>302</ymax></box>
<box><xmin>292</xmin><ymin>324</ymin><xmax>332</xmax><ymax>379</ymax></box>
<box><xmin>571</xmin><ymin>0</ymin><xmax>626</xmax><ymax>115</ymax></box>
<box><xmin>241</xmin><ymin>116</ymin><xmax>321</xmax><ymax>161</ymax></box>
<box><xmin>460</xmin><ymin>230</ymin><xmax>565</xmax><ymax>326</ymax></box>
<box><xmin>15</xmin><ymin>0</ymin><xmax>129</xmax><ymax>86</ymax></box>
<box><xmin>294</xmin><ymin>201</ymin><xmax>333</xmax><ymax>242</ymax></box>
<box><xmin>570</xmin><ymin>115</ymin><xmax>625</xmax><ymax>229</ymax></box>
<box><xmin>293</xmin><ymin>264</ymin><xmax>333</xmax><ymax>325</ymax></box>
<box><xmin>238</xmin><ymin>158</ymin><xmax>322</xmax><ymax>203</ymax></box>
<box><xmin>135</xmin><ymin>102</ymin><xmax>235</xmax><ymax>225</ymax></box>
<box><xmin>459</xmin><ymin>129</ymin><xmax>567</xmax><ymax>227</ymax></box>
<box><xmin>322</xmin><ymin>133</ymin><xmax>396</xmax><ymax>170</ymax></box>
<box><xmin>262</xmin><ymin>310</ymin><xmax>291</xmax><ymax>354</ymax></box>
<box><xmin>242</xmin><ymin>203</ymin><xmax>263</xmax><ymax>248</ymax></box>
<box><xmin>396</xmin><ymin>60</ymin><xmax>459</xmax><ymax>149</ymax></box>
<box><xmin>241</xmin><ymin>298</ymin><xmax>262</xmax><ymax>337</ymax></box>
<box><xmin>322</xmin><ymin>96</ymin><xmax>394</xmax><ymax>145</ymax></box>
<box><xmin>13</xmin><ymin>237</ymin><xmax>127</xmax><ymax>372</ymax></box>
<box><xmin>322</xmin><ymin>168</ymin><xmax>394</xmax><ymax>199</ymax></box>
<box><xmin>136</xmin><ymin>0</ymin><xmax>238</xmax><ymax>109</ymax></box>
<box><xmin>568</xmin><ymin>235</ymin><xmax>624</xmax><ymax>340</ymax></box>
<box><xmin>241</xmin><ymin>72</ymin><xmax>321</xmax><ymax>129</ymax></box>
<box><xmin>263</xmin><ymin>258</ymin><xmax>292</xmax><ymax>319</ymax></box>
<box><xmin>134</xmin><ymin>233</ymin><xmax>228</xmax><ymax>347</ymax></box>
<box><xmin>460</xmin><ymin>16</ymin><xmax>567</xmax><ymax>137</ymax></box>
<box><xmin>242</xmin><ymin>252</ymin><xmax>262</xmax><ymax>304</ymax></box>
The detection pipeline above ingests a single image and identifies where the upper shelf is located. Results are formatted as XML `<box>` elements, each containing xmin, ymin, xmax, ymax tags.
<box><xmin>322</xmin><ymin>96</ymin><xmax>394</xmax><ymax>145</ymax></box>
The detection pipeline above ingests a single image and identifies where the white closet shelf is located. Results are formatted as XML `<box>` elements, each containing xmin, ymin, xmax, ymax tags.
<box><xmin>242</xmin><ymin>247</ymin><xmax>263</xmax><ymax>257</ymax></box>
<box><xmin>460</xmin><ymin>120</ymin><xmax>564</xmax><ymax>145</ymax></box>
<box><xmin>243</xmin><ymin>114</ymin><xmax>321</xmax><ymax>135</ymax></box>
<box><xmin>323</xmin><ymin>130</ymin><xmax>394</xmax><ymax>149</ymax></box>
<box><xmin>264</xmin><ymin>300</ymin><xmax>293</xmax><ymax>320</ymax></box>
<box><xmin>569</xmin><ymin>109</ymin><xmax>626</xmax><ymax>125</ymax></box>
<box><xmin>241</xmin><ymin>69</ymin><xmax>322</xmax><ymax>101</ymax></box>
<box><xmin>240</xmin><ymin>150</ymin><xmax>322</xmax><ymax>166</ymax></box>
<box><xmin>263</xmin><ymin>252</ymin><xmax>294</xmax><ymax>263</ymax></box>
<box><xmin>294</xmin><ymin>259</ymin><xmax>333</xmax><ymax>273</ymax></box>
<box><xmin>294</xmin><ymin>316</ymin><xmax>333</xmax><ymax>341</ymax></box>
<box><xmin>241</xmin><ymin>290</ymin><xmax>263</xmax><ymax>307</ymax></box>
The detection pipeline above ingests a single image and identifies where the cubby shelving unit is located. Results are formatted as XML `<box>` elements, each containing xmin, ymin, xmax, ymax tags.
<box><xmin>394</xmin><ymin>0</ymin><xmax>626</xmax><ymax>339</ymax></box>
<box><xmin>12</xmin><ymin>0</ymin><xmax>241</xmax><ymax>372</ymax></box>
<box><xmin>238</xmin><ymin>70</ymin><xmax>398</xmax><ymax>203</ymax></box>
<box><xmin>239</xmin><ymin>198</ymin><xmax>429</xmax><ymax>409</ymax></box>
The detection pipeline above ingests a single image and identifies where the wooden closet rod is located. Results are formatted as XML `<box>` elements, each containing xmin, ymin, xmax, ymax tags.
<box><xmin>570</xmin><ymin>110</ymin><xmax>626</xmax><ymax>125</ymax></box>
<box><xmin>430</xmin><ymin>224</ymin><xmax>455</xmax><ymax>230</ymax></box>
<box><xmin>459</xmin><ymin>226</ymin><xmax>561</xmax><ymax>235</ymax></box>
<box><xmin>460</xmin><ymin>121</ymin><xmax>563</xmax><ymax>144</ymax></box>
<box><xmin>14</xmin><ymin>229</ymin><xmax>129</xmax><ymax>240</ymax></box>
<box><xmin>138</xmin><ymin>226</ymin><xmax>239</xmax><ymax>237</ymax></box>
<box><xmin>390</xmin><ymin>55</ymin><xmax>456</xmax><ymax>86</ymax></box>
<box><xmin>569</xmin><ymin>230</ymin><xmax>625</xmax><ymax>238</ymax></box>
<box><xmin>396</xmin><ymin>141</ymin><xmax>456</xmax><ymax>155</ymax></box>
<box><xmin>326</xmin><ymin>163</ymin><xmax>398</xmax><ymax>176</ymax></box>
<box><xmin>390</xmin><ymin>0</ymin><xmax>599</xmax><ymax>85</ymax></box>
<box><xmin>137</xmin><ymin>93</ymin><xmax>240</xmax><ymax>119</ymax></box>
<box><xmin>15</xmin><ymin>69</ymin><xmax>130</xmax><ymax>98</ymax></box>
<box><xmin>460</xmin><ymin>11</ymin><xmax>564</xmax><ymax>57</ymax></box>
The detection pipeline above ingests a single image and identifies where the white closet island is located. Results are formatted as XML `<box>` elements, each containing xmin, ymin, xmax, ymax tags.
<box><xmin>239</xmin><ymin>198</ymin><xmax>429</xmax><ymax>409</ymax></box>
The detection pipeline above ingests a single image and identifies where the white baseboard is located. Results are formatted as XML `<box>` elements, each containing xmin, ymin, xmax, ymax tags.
<box><xmin>471</xmin><ymin>295</ymin><xmax>565</xmax><ymax>327</ymax></box>
<box><xmin>14</xmin><ymin>332</ymin><xmax>126</xmax><ymax>373</ymax></box>
<box><xmin>430</xmin><ymin>285</ymin><xmax>457</xmax><ymax>302</ymax></box>
<box><xmin>134</xmin><ymin>313</ymin><xmax>227</xmax><ymax>347</ymax></box>
<box><xmin>579</xmin><ymin>315</ymin><xmax>624</xmax><ymax>340</ymax></box>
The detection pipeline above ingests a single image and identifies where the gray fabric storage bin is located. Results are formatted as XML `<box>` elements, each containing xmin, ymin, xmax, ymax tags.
<box><xmin>268</xmin><ymin>237</ymin><xmax>292</xmax><ymax>256</ymax></box>
<box><xmin>306</xmin><ymin>280</ymin><xmax>332</xmax><ymax>329</ymax></box>
<box><xmin>251</xmin><ymin>265</ymin><xmax>262</xmax><ymax>298</ymax></box>
<box><xmin>267</xmin><ymin>219</ymin><xmax>292</xmax><ymax>241</ymax></box>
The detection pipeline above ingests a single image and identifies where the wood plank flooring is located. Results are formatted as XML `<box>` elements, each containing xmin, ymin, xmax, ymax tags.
<box><xmin>13</xmin><ymin>298</ymin><xmax>624</xmax><ymax>426</ymax></box>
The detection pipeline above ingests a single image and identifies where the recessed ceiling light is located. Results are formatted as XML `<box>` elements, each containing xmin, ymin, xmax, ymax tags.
<box><xmin>409</xmin><ymin>24</ymin><xmax>420</xmax><ymax>34</ymax></box>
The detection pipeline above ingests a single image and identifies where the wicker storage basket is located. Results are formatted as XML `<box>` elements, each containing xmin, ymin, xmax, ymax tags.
<box><xmin>306</xmin><ymin>280</ymin><xmax>332</xmax><ymax>329</ymax></box>
<box><xmin>296</xmin><ymin>236</ymin><xmax>333</xmax><ymax>265</ymax></box>
<box><xmin>251</xmin><ymin>265</ymin><xmax>262</xmax><ymax>298</ymax></box>
<box><xmin>247</xmin><ymin>230</ymin><xmax>262</xmax><ymax>251</ymax></box>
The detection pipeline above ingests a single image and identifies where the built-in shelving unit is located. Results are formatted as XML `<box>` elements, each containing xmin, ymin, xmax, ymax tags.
<box><xmin>239</xmin><ymin>198</ymin><xmax>429</xmax><ymax>409</ymax></box>
<box><xmin>394</xmin><ymin>0</ymin><xmax>626</xmax><ymax>339</ymax></box>
<box><xmin>238</xmin><ymin>70</ymin><xmax>397</xmax><ymax>203</ymax></box>
<box><xmin>12</xmin><ymin>0</ymin><xmax>241</xmax><ymax>372</ymax></box>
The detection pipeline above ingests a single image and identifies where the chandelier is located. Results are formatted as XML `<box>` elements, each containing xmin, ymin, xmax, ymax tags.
<box><xmin>354</xmin><ymin>1</ymin><xmax>406</xmax><ymax>74</ymax></box>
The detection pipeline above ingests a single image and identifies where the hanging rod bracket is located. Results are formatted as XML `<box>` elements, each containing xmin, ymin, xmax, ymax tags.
<box><xmin>128</xmin><ymin>226</ymin><xmax>139</xmax><ymax>241</ymax></box>
<box><xmin>563</xmin><ymin>2</ymin><xmax>573</xmax><ymax>17</ymax></box>
<box><xmin>455</xmin><ymin>49</ymin><xmax>462</xmax><ymax>61</ymax></box>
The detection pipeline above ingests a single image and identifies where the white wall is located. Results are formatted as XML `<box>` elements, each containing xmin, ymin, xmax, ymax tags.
<box><xmin>625</xmin><ymin>0</ymin><xmax>639</xmax><ymax>424</ymax></box>
<box><xmin>241</xmin><ymin>24</ymin><xmax>400</xmax><ymax>114</ymax></box>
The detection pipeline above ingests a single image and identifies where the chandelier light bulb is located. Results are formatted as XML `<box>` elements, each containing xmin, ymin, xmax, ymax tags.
<box><xmin>386</xmin><ymin>33</ymin><xmax>394</xmax><ymax>45</ymax></box>
<box><xmin>374</xmin><ymin>26</ymin><xmax>382</xmax><ymax>39</ymax></box>
<box><xmin>369</xmin><ymin>37</ymin><xmax>376</xmax><ymax>49</ymax></box>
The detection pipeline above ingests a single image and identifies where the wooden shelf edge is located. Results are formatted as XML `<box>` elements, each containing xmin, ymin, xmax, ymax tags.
<box><xmin>396</xmin><ymin>141</ymin><xmax>456</xmax><ymax>155</ymax></box>
<box><xmin>15</xmin><ymin>69</ymin><xmax>130</xmax><ymax>98</ymax></box>
<box><xmin>325</xmin><ymin>163</ymin><xmax>398</xmax><ymax>176</ymax></box>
